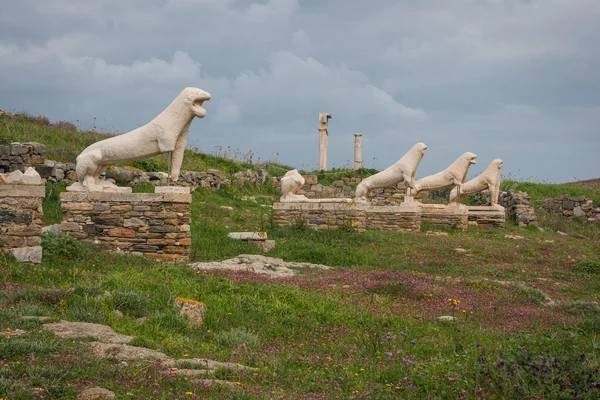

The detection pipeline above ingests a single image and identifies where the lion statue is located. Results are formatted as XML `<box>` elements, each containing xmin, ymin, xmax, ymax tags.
<box><xmin>449</xmin><ymin>159</ymin><xmax>503</xmax><ymax>206</ymax></box>
<box><xmin>280</xmin><ymin>169</ymin><xmax>308</xmax><ymax>202</ymax></box>
<box><xmin>354</xmin><ymin>142</ymin><xmax>427</xmax><ymax>201</ymax></box>
<box><xmin>68</xmin><ymin>87</ymin><xmax>211</xmax><ymax>192</ymax></box>
<box><xmin>412</xmin><ymin>152</ymin><xmax>477</xmax><ymax>198</ymax></box>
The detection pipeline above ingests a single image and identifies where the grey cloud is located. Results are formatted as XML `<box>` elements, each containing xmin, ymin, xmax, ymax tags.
<box><xmin>0</xmin><ymin>0</ymin><xmax>599</xmax><ymax>182</ymax></box>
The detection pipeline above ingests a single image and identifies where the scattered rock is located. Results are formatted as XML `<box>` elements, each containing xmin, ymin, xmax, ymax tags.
<box><xmin>220</xmin><ymin>206</ymin><xmax>234</xmax><ymax>212</ymax></box>
<box><xmin>256</xmin><ymin>239</ymin><xmax>276</xmax><ymax>252</ymax></box>
<box><xmin>78</xmin><ymin>387</ymin><xmax>116</xmax><ymax>400</ymax></box>
<box><xmin>192</xmin><ymin>378</ymin><xmax>240</xmax><ymax>388</ymax></box>
<box><xmin>113</xmin><ymin>310</ymin><xmax>124</xmax><ymax>318</ymax></box>
<box><xmin>175</xmin><ymin>298</ymin><xmax>207</xmax><ymax>329</ymax></box>
<box><xmin>42</xmin><ymin>322</ymin><xmax>133</xmax><ymax>344</ymax></box>
<box><xmin>454</xmin><ymin>248</ymin><xmax>468</xmax><ymax>253</ymax></box>
<box><xmin>437</xmin><ymin>316</ymin><xmax>456</xmax><ymax>321</ymax></box>
<box><xmin>189</xmin><ymin>254</ymin><xmax>331</xmax><ymax>277</ymax></box>
<box><xmin>42</xmin><ymin>224</ymin><xmax>61</xmax><ymax>235</ymax></box>
<box><xmin>89</xmin><ymin>342</ymin><xmax>169</xmax><ymax>360</ymax></box>
<box><xmin>2</xmin><ymin>328</ymin><xmax>27</xmax><ymax>338</ymax></box>
<box><xmin>425</xmin><ymin>231</ymin><xmax>448</xmax><ymax>237</ymax></box>
<box><xmin>557</xmin><ymin>231</ymin><xmax>568</xmax><ymax>236</ymax></box>
<box><xmin>504</xmin><ymin>234</ymin><xmax>524</xmax><ymax>240</ymax></box>
<box><xmin>164</xmin><ymin>357</ymin><xmax>257</xmax><ymax>372</ymax></box>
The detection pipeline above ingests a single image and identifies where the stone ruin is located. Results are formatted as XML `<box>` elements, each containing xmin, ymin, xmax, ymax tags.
<box><xmin>0</xmin><ymin>168</ymin><xmax>45</xmax><ymax>263</ymax></box>
<box><xmin>274</xmin><ymin>139</ymin><xmax>508</xmax><ymax>232</ymax></box>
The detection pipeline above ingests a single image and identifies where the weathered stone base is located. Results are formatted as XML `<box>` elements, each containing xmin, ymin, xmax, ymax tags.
<box><xmin>273</xmin><ymin>201</ymin><xmax>421</xmax><ymax>232</ymax></box>
<box><xmin>467</xmin><ymin>205</ymin><xmax>506</xmax><ymax>227</ymax></box>
<box><xmin>420</xmin><ymin>204</ymin><xmax>469</xmax><ymax>231</ymax></box>
<box><xmin>364</xmin><ymin>205</ymin><xmax>421</xmax><ymax>232</ymax></box>
<box><xmin>60</xmin><ymin>188</ymin><xmax>192</xmax><ymax>262</ymax></box>
<box><xmin>0</xmin><ymin>184</ymin><xmax>45</xmax><ymax>263</ymax></box>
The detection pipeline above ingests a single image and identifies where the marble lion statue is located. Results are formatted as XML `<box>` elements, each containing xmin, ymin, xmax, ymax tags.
<box><xmin>449</xmin><ymin>159</ymin><xmax>503</xmax><ymax>206</ymax></box>
<box><xmin>412</xmin><ymin>152</ymin><xmax>477</xmax><ymax>198</ymax></box>
<box><xmin>354</xmin><ymin>142</ymin><xmax>427</xmax><ymax>201</ymax></box>
<box><xmin>280</xmin><ymin>169</ymin><xmax>307</xmax><ymax>202</ymax></box>
<box><xmin>69</xmin><ymin>87</ymin><xmax>211</xmax><ymax>192</ymax></box>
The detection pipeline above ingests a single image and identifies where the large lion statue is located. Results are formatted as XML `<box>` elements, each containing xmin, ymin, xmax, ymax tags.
<box><xmin>68</xmin><ymin>87</ymin><xmax>211</xmax><ymax>192</ymax></box>
<box><xmin>449</xmin><ymin>159</ymin><xmax>503</xmax><ymax>206</ymax></box>
<box><xmin>412</xmin><ymin>152</ymin><xmax>477</xmax><ymax>198</ymax></box>
<box><xmin>354</xmin><ymin>142</ymin><xmax>427</xmax><ymax>201</ymax></box>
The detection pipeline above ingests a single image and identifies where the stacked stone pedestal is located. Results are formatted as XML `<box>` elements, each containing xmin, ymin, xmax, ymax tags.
<box><xmin>273</xmin><ymin>200</ymin><xmax>421</xmax><ymax>232</ymax></box>
<box><xmin>420</xmin><ymin>204</ymin><xmax>469</xmax><ymax>231</ymax></box>
<box><xmin>467</xmin><ymin>205</ymin><xmax>506</xmax><ymax>227</ymax></box>
<box><xmin>60</xmin><ymin>188</ymin><xmax>192</xmax><ymax>261</ymax></box>
<box><xmin>0</xmin><ymin>184</ymin><xmax>45</xmax><ymax>263</ymax></box>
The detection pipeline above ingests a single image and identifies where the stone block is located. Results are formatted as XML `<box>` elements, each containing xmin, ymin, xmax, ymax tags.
<box><xmin>228</xmin><ymin>232</ymin><xmax>268</xmax><ymax>241</ymax></box>
<box><xmin>162</xmin><ymin>192</ymin><xmax>192</xmax><ymax>203</ymax></box>
<box><xmin>10</xmin><ymin>143</ymin><xmax>30</xmax><ymax>156</ymax></box>
<box><xmin>124</xmin><ymin>218</ymin><xmax>146</xmax><ymax>227</ymax></box>
<box><xmin>303</xmin><ymin>175</ymin><xmax>318</xmax><ymax>185</ymax></box>
<box><xmin>178</xmin><ymin>238</ymin><xmax>192</xmax><ymax>246</ymax></box>
<box><xmin>60</xmin><ymin>221</ymin><xmax>81</xmax><ymax>232</ymax></box>
<box><xmin>35</xmin><ymin>164</ymin><xmax>54</xmax><ymax>179</ymax></box>
<box><xmin>0</xmin><ymin>236</ymin><xmax>26</xmax><ymax>247</ymax></box>
<box><xmin>8</xmin><ymin>246</ymin><xmax>43</xmax><ymax>263</ymax></box>
<box><xmin>94</xmin><ymin>215</ymin><xmax>124</xmax><ymax>226</ymax></box>
<box><xmin>0</xmin><ymin>210</ymin><xmax>32</xmax><ymax>224</ymax></box>
<box><xmin>147</xmin><ymin>239</ymin><xmax>176</xmax><ymax>245</ymax></box>
<box><xmin>111</xmin><ymin>204</ymin><xmax>132</xmax><ymax>212</ymax></box>
<box><xmin>144</xmin><ymin>253</ymin><xmax>184</xmax><ymax>261</ymax></box>
<box><xmin>164</xmin><ymin>245</ymin><xmax>185</xmax><ymax>254</ymax></box>
<box><xmin>562</xmin><ymin>200</ymin><xmax>575</xmax><ymax>210</ymax></box>
<box><xmin>154</xmin><ymin>186</ymin><xmax>191</xmax><ymax>194</ymax></box>
<box><xmin>0</xmin><ymin>185</ymin><xmax>45</xmax><ymax>198</ymax></box>
<box><xmin>63</xmin><ymin>202</ymin><xmax>94</xmax><ymax>212</ymax></box>
<box><xmin>107</xmin><ymin>228</ymin><xmax>136</xmax><ymax>238</ymax></box>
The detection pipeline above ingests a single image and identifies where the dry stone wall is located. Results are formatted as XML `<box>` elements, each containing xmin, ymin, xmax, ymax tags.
<box><xmin>0</xmin><ymin>183</ymin><xmax>45</xmax><ymax>263</ymax></box>
<box><xmin>499</xmin><ymin>190</ymin><xmax>537</xmax><ymax>227</ymax></box>
<box><xmin>60</xmin><ymin>191</ymin><xmax>192</xmax><ymax>262</ymax></box>
<box><xmin>0</xmin><ymin>142</ymin><xmax>46</xmax><ymax>173</ymax></box>
<box><xmin>542</xmin><ymin>196</ymin><xmax>600</xmax><ymax>222</ymax></box>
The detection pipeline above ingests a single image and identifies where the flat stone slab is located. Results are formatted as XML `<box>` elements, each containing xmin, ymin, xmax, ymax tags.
<box><xmin>8</xmin><ymin>246</ymin><xmax>43</xmax><ymax>264</ymax></box>
<box><xmin>189</xmin><ymin>254</ymin><xmax>330</xmax><ymax>277</ymax></box>
<box><xmin>42</xmin><ymin>322</ymin><xmax>133</xmax><ymax>344</ymax></box>
<box><xmin>89</xmin><ymin>342</ymin><xmax>169</xmax><ymax>360</ymax></box>
<box><xmin>154</xmin><ymin>186</ymin><xmax>190</xmax><ymax>194</ymax></box>
<box><xmin>228</xmin><ymin>232</ymin><xmax>268</xmax><ymax>241</ymax></box>
<box><xmin>165</xmin><ymin>357</ymin><xmax>257</xmax><ymax>372</ymax></box>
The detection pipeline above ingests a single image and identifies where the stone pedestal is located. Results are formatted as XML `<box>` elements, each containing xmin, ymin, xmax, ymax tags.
<box><xmin>274</xmin><ymin>200</ymin><xmax>364</xmax><ymax>231</ymax></box>
<box><xmin>273</xmin><ymin>200</ymin><xmax>421</xmax><ymax>232</ymax></box>
<box><xmin>364</xmin><ymin>203</ymin><xmax>421</xmax><ymax>232</ymax></box>
<box><xmin>60</xmin><ymin>187</ymin><xmax>192</xmax><ymax>261</ymax></box>
<box><xmin>467</xmin><ymin>205</ymin><xmax>505</xmax><ymax>227</ymax></box>
<box><xmin>0</xmin><ymin>184</ymin><xmax>45</xmax><ymax>263</ymax></box>
<box><xmin>420</xmin><ymin>203</ymin><xmax>469</xmax><ymax>231</ymax></box>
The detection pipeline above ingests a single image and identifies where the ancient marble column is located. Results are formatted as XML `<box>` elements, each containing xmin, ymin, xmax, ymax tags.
<box><xmin>318</xmin><ymin>113</ymin><xmax>332</xmax><ymax>171</ymax></box>
<box><xmin>354</xmin><ymin>133</ymin><xmax>363</xmax><ymax>170</ymax></box>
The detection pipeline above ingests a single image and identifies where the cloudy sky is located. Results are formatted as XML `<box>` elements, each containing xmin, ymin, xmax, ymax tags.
<box><xmin>1</xmin><ymin>0</ymin><xmax>598</xmax><ymax>182</ymax></box>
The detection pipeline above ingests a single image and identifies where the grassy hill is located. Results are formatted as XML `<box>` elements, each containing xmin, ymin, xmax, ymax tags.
<box><xmin>0</xmin><ymin>111</ymin><xmax>291</xmax><ymax>177</ymax></box>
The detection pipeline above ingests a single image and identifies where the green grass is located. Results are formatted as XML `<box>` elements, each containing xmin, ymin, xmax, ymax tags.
<box><xmin>502</xmin><ymin>180</ymin><xmax>600</xmax><ymax>206</ymax></box>
<box><xmin>3</xmin><ymin>180</ymin><xmax>599</xmax><ymax>398</ymax></box>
